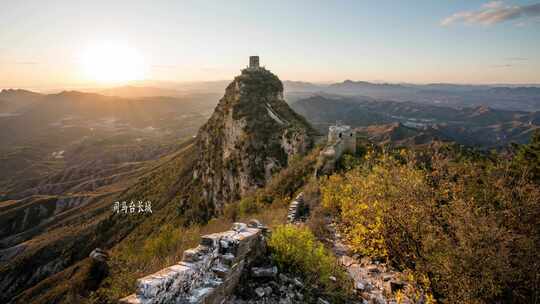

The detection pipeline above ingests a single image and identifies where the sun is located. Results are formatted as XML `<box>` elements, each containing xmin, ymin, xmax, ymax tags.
<box><xmin>81</xmin><ymin>43</ymin><xmax>146</xmax><ymax>84</ymax></box>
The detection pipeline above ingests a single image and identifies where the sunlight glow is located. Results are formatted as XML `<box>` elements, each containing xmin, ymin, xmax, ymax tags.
<box><xmin>81</xmin><ymin>44</ymin><xmax>146</xmax><ymax>83</ymax></box>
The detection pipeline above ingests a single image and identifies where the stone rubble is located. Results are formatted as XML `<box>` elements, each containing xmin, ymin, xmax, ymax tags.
<box><xmin>251</xmin><ymin>266</ymin><xmax>278</xmax><ymax>278</ymax></box>
<box><xmin>326</xmin><ymin>220</ymin><xmax>410</xmax><ymax>304</ymax></box>
<box><xmin>226</xmin><ymin>247</ymin><xmax>366</xmax><ymax>304</ymax></box>
<box><xmin>225</xmin><ymin>267</ymin><xmax>318</xmax><ymax>304</ymax></box>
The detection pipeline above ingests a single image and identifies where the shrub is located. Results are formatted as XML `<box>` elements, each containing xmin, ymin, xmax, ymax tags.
<box><xmin>268</xmin><ymin>225</ymin><xmax>352</xmax><ymax>302</ymax></box>
<box><xmin>321</xmin><ymin>148</ymin><xmax>540</xmax><ymax>303</ymax></box>
<box><xmin>513</xmin><ymin>129</ymin><xmax>540</xmax><ymax>182</ymax></box>
<box><xmin>337</xmin><ymin>153</ymin><xmax>362</xmax><ymax>171</ymax></box>
<box><xmin>238</xmin><ymin>196</ymin><xmax>262</xmax><ymax>215</ymax></box>
<box><xmin>142</xmin><ymin>224</ymin><xmax>182</xmax><ymax>260</ymax></box>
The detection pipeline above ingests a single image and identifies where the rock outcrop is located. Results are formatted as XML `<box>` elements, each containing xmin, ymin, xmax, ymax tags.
<box><xmin>193</xmin><ymin>66</ymin><xmax>316</xmax><ymax>212</ymax></box>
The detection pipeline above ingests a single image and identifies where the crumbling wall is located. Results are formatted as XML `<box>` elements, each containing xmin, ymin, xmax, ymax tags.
<box><xmin>316</xmin><ymin>141</ymin><xmax>344</xmax><ymax>176</ymax></box>
<box><xmin>119</xmin><ymin>221</ymin><xmax>267</xmax><ymax>304</ymax></box>
<box><xmin>287</xmin><ymin>192</ymin><xmax>304</xmax><ymax>223</ymax></box>
<box><xmin>316</xmin><ymin>124</ymin><xmax>357</xmax><ymax>176</ymax></box>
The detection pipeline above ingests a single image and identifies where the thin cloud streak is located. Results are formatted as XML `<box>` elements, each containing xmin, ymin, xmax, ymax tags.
<box><xmin>491</xmin><ymin>64</ymin><xmax>514</xmax><ymax>68</ymax></box>
<box><xmin>505</xmin><ymin>57</ymin><xmax>528</xmax><ymax>61</ymax></box>
<box><xmin>441</xmin><ymin>1</ymin><xmax>540</xmax><ymax>26</ymax></box>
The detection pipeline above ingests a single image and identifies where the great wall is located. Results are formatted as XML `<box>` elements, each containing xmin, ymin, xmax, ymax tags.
<box><xmin>317</xmin><ymin>123</ymin><xmax>356</xmax><ymax>175</ymax></box>
<box><xmin>120</xmin><ymin>220</ymin><xmax>268</xmax><ymax>304</ymax></box>
<box><xmin>115</xmin><ymin>124</ymin><xmax>411</xmax><ymax>304</ymax></box>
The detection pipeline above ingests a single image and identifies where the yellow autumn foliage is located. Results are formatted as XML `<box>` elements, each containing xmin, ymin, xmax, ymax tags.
<box><xmin>321</xmin><ymin>148</ymin><xmax>540</xmax><ymax>303</ymax></box>
<box><xmin>322</xmin><ymin>154</ymin><xmax>428</xmax><ymax>259</ymax></box>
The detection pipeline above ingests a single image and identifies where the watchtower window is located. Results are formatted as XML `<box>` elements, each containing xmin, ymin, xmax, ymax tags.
<box><xmin>339</xmin><ymin>133</ymin><xmax>342</xmax><ymax>138</ymax></box>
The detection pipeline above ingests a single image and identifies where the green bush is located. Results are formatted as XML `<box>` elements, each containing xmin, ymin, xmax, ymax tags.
<box><xmin>238</xmin><ymin>196</ymin><xmax>261</xmax><ymax>215</ymax></box>
<box><xmin>268</xmin><ymin>225</ymin><xmax>352</xmax><ymax>302</ymax></box>
<box><xmin>142</xmin><ymin>224</ymin><xmax>181</xmax><ymax>260</ymax></box>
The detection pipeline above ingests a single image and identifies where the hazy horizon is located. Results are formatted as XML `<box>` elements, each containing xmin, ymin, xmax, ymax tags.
<box><xmin>1</xmin><ymin>0</ymin><xmax>540</xmax><ymax>89</ymax></box>
<box><xmin>4</xmin><ymin>78</ymin><xmax>540</xmax><ymax>95</ymax></box>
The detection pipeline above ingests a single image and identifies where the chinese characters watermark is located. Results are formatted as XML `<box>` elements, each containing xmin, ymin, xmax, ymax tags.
<box><xmin>113</xmin><ymin>200</ymin><xmax>152</xmax><ymax>215</ymax></box>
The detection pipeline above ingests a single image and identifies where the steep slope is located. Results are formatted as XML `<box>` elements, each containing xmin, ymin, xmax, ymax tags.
<box><xmin>194</xmin><ymin>68</ymin><xmax>316</xmax><ymax>212</ymax></box>
<box><xmin>0</xmin><ymin>140</ymin><xmax>198</xmax><ymax>303</ymax></box>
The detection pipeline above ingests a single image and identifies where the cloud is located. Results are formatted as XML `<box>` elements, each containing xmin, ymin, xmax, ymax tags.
<box><xmin>505</xmin><ymin>57</ymin><xmax>528</xmax><ymax>61</ymax></box>
<box><xmin>490</xmin><ymin>56</ymin><xmax>529</xmax><ymax>68</ymax></box>
<box><xmin>483</xmin><ymin>1</ymin><xmax>504</xmax><ymax>9</ymax></box>
<box><xmin>441</xmin><ymin>2</ymin><xmax>540</xmax><ymax>26</ymax></box>
<box><xmin>15</xmin><ymin>61</ymin><xmax>39</xmax><ymax>65</ymax></box>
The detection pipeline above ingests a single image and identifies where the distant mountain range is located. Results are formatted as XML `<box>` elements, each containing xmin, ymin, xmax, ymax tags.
<box><xmin>5</xmin><ymin>79</ymin><xmax>539</xmax><ymax>111</ymax></box>
<box><xmin>0</xmin><ymin>89</ymin><xmax>220</xmax><ymax>200</ymax></box>
<box><xmin>286</xmin><ymin>80</ymin><xmax>540</xmax><ymax>111</ymax></box>
<box><xmin>290</xmin><ymin>95</ymin><xmax>539</xmax><ymax>148</ymax></box>
<box><xmin>0</xmin><ymin>89</ymin><xmax>43</xmax><ymax>113</ymax></box>
<box><xmin>99</xmin><ymin>85</ymin><xmax>186</xmax><ymax>98</ymax></box>
<box><xmin>86</xmin><ymin>79</ymin><xmax>540</xmax><ymax>111</ymax></box>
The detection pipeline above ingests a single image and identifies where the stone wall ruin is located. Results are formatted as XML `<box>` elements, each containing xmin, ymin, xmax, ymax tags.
<box><xmin>119</xmin><ymin>220</ymin><xmax>267</xmax><ymax>304</ymax></box>
<box><xmin>316</xmin><ymin>123</ymin><xmax>357</xmax><ymax>175</ymax></box>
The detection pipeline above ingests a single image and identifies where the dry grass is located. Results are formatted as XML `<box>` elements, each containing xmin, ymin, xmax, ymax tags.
<box><xmin>89</xmin><ymin>204</ymin><xmax>288</xmax><ymax>303</ymax></box>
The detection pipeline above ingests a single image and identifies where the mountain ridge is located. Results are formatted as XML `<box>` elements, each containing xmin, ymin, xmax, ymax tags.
<box><xmin>193</xmin><ymin>67</ymin><xmax>316</xmax><ymax>212</ymax></box>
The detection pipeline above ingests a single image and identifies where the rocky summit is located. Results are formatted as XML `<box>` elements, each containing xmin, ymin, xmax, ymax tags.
<box><xmin>193</xmin><ymin>65</ymin><xmax>316</xmax><ymax>212</ymax></box>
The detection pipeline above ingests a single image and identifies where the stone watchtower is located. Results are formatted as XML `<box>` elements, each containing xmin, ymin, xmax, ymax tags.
<box><xmin>248</xmin><ymin>56</ymin><xmax>260</xmax><ymax>70</ymax></box>
<box><xmin>328</xmin><ymin>123</ymin><xmax>356</xmax><ymax>154</ymax></box>
<box><xmin>316</xmin><ymin>123</ymin><xmax>357</xmax><ymax>176</ymax></box>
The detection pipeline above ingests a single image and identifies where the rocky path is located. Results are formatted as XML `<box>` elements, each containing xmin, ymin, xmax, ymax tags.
<box><xmin>326</xmin><ymin>220</ymin><xmax>407</xmax><ymax>304</ymax></box>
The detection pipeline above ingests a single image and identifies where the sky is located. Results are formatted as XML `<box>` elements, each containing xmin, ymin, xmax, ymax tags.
<box><xmin>1</xmin><ymin>0</ymin><xmax>539</xmax><ymax>89</ymax></box>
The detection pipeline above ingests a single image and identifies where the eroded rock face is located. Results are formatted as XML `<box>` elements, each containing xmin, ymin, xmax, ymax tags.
<box><xmin>193</xmin><ymin>68</ymin><xmax>315</xmax><ymax>212</ymax></box>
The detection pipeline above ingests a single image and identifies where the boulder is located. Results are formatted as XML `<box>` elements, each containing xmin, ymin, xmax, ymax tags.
<box><xmin>318</xmin><ymin>298</ymin><xmax>330</xmax><ymax>304</ymax></box>
<box><xmin>255</xmin><ymin>287</ymin><xmax>266</xmax><ymax>298</ymax></box>
<box><xmin>89</xmin><ymin>248</ymin><xmax>108</xmax><ymax>262</ymax></box>
<box><xmin>232</xmin><ymin>222</ymin><xmax>248</xmax><ymax>232</ymax></box>
<box><xmin>248</xmin><ymin>219</ymin><xmax>262</xmax><ymax>228</ymax></box>
<box><xmin>251</xmin><ymin>266</ymin><xmax>278</xmax><ymax>278</ymax></box>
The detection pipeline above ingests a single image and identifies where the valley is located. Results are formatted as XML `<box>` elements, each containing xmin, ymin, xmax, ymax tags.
<box><xmin>290</xmin><ymin>95</ymin><xmax>540</xmax><ymax>148</ymax></box>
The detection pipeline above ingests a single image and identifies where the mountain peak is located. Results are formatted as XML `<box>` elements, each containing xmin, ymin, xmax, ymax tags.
<box><xmin>193</xmin><ymin>60</ymin><xmax>316</xmax><ymax>211</ymax></box>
